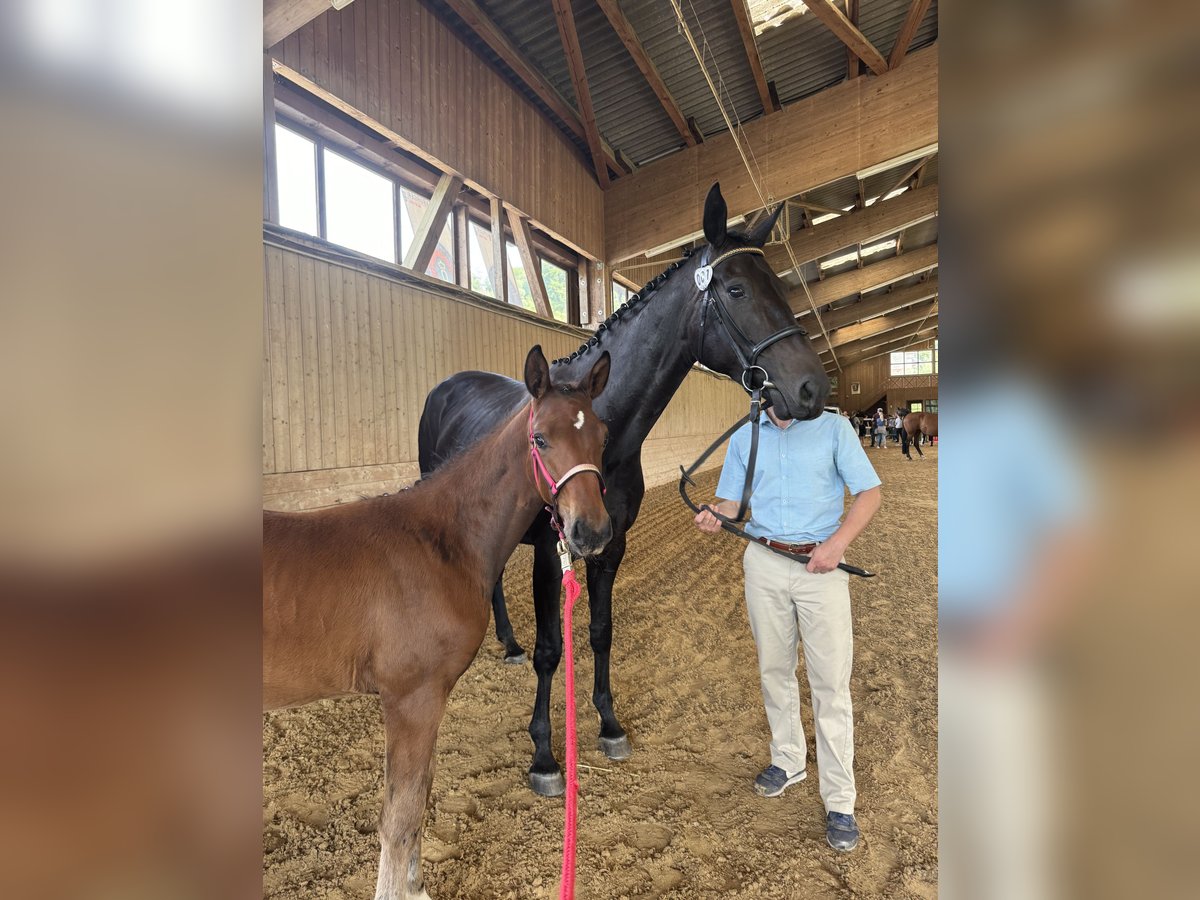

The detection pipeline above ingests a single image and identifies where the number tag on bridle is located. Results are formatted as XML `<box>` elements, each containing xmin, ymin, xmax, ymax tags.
<box><xmin>694</xmin><ymin>265</ymin><xmax>713</xmax><ymax>292</ymax></box>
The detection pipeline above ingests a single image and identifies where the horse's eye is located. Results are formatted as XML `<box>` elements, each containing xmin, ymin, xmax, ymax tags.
<box><xmin>728</xmin><ymin>286</ymin><xmax>745</xmax><ymax>299</ymax></box>
<box><xmin>602</xmin><ymin>433</ymin><xmax>609</xmax><ymax>449</ymax></box>
<box><xmin>533</xmin><ymin>434</ymin><xmax>548</xmax><ymax>449</ymax></box>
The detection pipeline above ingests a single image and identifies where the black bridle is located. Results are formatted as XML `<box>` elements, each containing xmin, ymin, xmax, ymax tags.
<box><xmin>681</xmin><ymin>246</ymin><xmax>875</xmax><ymax>579</ymax></box>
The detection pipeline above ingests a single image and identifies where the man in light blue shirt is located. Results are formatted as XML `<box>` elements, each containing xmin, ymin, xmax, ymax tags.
<box><xmin>695</xmin><ymin>407</ymin><xmax>881</xmax><ymax>851</ymax></box>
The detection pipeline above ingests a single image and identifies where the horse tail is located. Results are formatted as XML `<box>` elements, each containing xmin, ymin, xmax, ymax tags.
<box><xmin>900</xmin><ymin>424</ymin><xmax>910</xmax><ymax>458</ymax></box>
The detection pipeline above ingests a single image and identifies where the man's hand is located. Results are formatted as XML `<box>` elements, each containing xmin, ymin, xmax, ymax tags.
<box><xmin>693</xmin><ymin>506</ymin><xmax>723</xmax><ymax>534</ymax></box>
<box><xmin>806</xmin><ymin>538</ymin><xmax>846</xmax><ymax>574</ymax></box>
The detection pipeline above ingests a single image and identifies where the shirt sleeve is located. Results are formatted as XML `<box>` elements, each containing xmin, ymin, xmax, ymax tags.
<box><xmin>835</xmin><ymin>416</ymin><xmax>882</xmax><ymax>495</ymax></box>
<box><xmin>714</xmin><ymin>424</ymin><xmax>749</xmax><ymax>502</ymax></box>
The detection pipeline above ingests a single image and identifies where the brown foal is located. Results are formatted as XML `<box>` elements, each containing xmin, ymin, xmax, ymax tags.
<box><xmin>263</xmin><ymin>346</ymin><xmax>612</xmax><ymax>899</ymax></box>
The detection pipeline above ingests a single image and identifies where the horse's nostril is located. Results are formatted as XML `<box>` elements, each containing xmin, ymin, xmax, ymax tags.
<box><xmin>798</xmin><ymin>377</ymin><xmax>816</xmax><ymax>403</ymax></box>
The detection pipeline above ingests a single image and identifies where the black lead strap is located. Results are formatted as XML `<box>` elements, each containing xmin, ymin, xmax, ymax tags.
<box><xmin>682</xmin><ymin>245</ymin><xmax>876</xmax><ymax>578</ymax></box>
<box><xmin>677</xmin><ymin>407</ymin><xmax>876</xmax><ymax>578</ymax></box>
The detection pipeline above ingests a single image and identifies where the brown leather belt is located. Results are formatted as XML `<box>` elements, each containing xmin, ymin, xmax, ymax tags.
<box><xmin>755</xmin><ymin>537</ymin><xmax>816</xmax><ymax>555</ymax></box>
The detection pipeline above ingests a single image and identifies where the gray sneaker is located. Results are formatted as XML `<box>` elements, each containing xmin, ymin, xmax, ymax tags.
<box><xmin>826</xmin><ymin>812</ymin><xmax>859</xmax><ymax>851</ymax></box>
<box><xmin>753</xmin><ymin>764</ymin><xmax>806</xmax><ymax>798</ymax></box>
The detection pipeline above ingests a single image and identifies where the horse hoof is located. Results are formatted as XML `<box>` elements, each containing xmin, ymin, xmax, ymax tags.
<box><xmin>598</xmin><ymin>735</ymin><xmax>632</xmax><ymax>761</ymax></box>
<box><xmin>529</xmin><ymin>770</ymin><xmax>566</xmax><ymax>797</ymax></box>
<box><xmin>503</xmin><ymin>652</ymin><xmax>527</xmax><ymax>665</ymax></box>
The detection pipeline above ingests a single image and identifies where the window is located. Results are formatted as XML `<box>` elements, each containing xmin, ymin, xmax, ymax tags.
<box><xmin>910</xmin><ymin>401</ymin><xmax>923</xmax><ymax>413</ymax></box>
<box><xmin>274</xmin><ymin>121</ymin><xmax>450</xmax><ymax>273</ymax></box>
<box><xmin>611</xmin><ymin>282</ymin><xmax>632</xmax><ymax>310</ymax></box>
<box><xmin>272</xmin><ymin>119</ymin><xmax>577</xmax><ymax>319</ymax></box>
<box><xmin>540</xmin><ymin>259</ymin><xmax>569</xmax><ymax>322</ymax></box>
<box><xmin>926</xmin><ymin>399</ymin><xmax>938</xmax><ymax>414</ymax></box>
<box><xmin>468</xmin><ymin>220</ymin><xmax>497</xmax><ymax>297</ymax></box>
<box><xmin>275</xmin><ymin>125</ymin><xmax>318</xmax><ymax>236</ymax></box>
<box><xmin>323</xmin><ymin>148</ymin><xmax>396</xmax><ymax>263</ymax></box>
<box><xmin>890</xmin><ymin>339</ymin><xmax>938</xmax><ymax>376</ymax></box>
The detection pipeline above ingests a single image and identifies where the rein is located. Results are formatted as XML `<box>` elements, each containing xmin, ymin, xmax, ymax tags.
<box><xmin>680</xmin><ymin>246</ymin><xmax>876</xmax><ymax>579</ymax></box>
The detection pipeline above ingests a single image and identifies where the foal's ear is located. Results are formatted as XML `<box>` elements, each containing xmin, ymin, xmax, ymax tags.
<box><xmin>745</xmin><ymin>203</ymin><xmax>784</xmax><ymax>247</ymax></box>
<box><xmin>524</xmin><ymin>345</ymin><xmax>550</xmax><ymax>399</ymax></box>
<box><xmin>585</xmin><ymin>350</ymin><xmax>611</xmax><ymax>399</ymax></box>
<box><xmin>702</xmin><ymin>182</ymin><xmax>727</xmax><ymax>247</ymax></box>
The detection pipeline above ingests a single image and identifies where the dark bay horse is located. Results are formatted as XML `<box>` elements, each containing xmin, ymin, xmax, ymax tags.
<box><xmin>418</xmin><ymin>183</ymin><xmax>830</xmax><ymax>796</ymax></box>
<box><xmin>902</xmin><ymin>411</ymin><xmax>939</xmax><ymax>460</ymax></box>
<box><xmin>264</xmin><ymin>346</ymin><xmax>612</xmax><ymax>900</ymax></box>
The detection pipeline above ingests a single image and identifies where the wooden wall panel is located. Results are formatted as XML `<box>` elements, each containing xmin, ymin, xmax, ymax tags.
<box><xmin>272</xmin><ymin>0</ymin><xmax>604</xmax><ymax>259</ymax></box>
<box><xmin>263</xmin><ymin>240</ymin><xmax>748</xmax><ymax>510</ymax></box>
<box><xmin>838</xmin><ymin>342</ymin><xmax>939</xmax><ymax>415</ymax></box>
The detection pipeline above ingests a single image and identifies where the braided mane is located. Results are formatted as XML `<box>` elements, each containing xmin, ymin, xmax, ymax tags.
<box><xmin>551</xmin><ymin>248</ymin><xmax>696</xmax><ymax>367</ymax></box>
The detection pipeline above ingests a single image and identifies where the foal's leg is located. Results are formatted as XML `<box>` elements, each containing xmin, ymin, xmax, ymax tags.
<box><xmin>490</xmin><ymin>574</ymin><xmax>527</xmax><ymax>664</ymax></box>
<box><xmin>914</xmin><ymin>430</ymin><xmax>925</xmax><ymax>458</ymax></box>
<box><xmin>375</xmin><ymin>687</ymin><xmax>446</xmax><ymax>900</ymax></box>
<box><xmin>527</xmin><ymin>529</ymin><xmax>565</xmax><ymax>796</ymax></box>
<box><xmin>586</xmin><ymin>532</ymin><xmax>631</xmax><ymax>760</ymax></box>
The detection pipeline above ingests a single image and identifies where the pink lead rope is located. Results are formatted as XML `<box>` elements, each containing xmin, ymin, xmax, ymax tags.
<box><xmin>526</xmin><ymin>405</ymin><xmax>596</xmax><ymax>900</ymax></box>
<box><xmin>556</xmin><ymin>540</ymin><xmax>582</xmax><ymax>900</ymax></box>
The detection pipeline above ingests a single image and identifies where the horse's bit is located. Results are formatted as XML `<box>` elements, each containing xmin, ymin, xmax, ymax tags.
<box><xmin>680</xmin><ymin>247</ymin><xmax>875</xmax><ymax>578</ymax></box>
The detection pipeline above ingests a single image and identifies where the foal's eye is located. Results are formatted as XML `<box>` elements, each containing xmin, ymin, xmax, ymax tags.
<box><xmin>533</xmin><ymin>434</ymin><xmax>548</xmax><ymax>449</ymax></box>
<box><xmin>602</xmin><ymin>433</ymin><xmax>609</xmax><ymax>449</ymax></box>
<box><xmin>728</xmin><ymin>286</ymin><xmax>745</xmax><ymax>299</ymax></box>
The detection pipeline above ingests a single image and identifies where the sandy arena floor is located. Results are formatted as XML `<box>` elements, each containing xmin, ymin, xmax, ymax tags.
<box><xmin>263</xmin><ymin>440</ymin><xmax>937</xmax><ymax>899</ymax></box>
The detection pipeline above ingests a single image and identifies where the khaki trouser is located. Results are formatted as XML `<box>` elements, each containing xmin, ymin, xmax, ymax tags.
<box><xmin>743</xmin><ymin>541</ymin><xmax>856</xmax><ymax>814</ymax></box>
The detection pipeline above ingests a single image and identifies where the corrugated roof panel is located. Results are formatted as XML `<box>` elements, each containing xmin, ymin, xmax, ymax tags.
<box><xmin>622</xmin><ymin>0</ymin><xmax>765</xmax><ymax>140</ymax></box>
<box><xmin>858</xmin><ymin>0</ymin><xmax>939</xmax><ymax>64</ymax></box>
<box><xmin>757</xmin><ymin>8</ymin><xmax>849</xmax><ymax>105</ymax></box>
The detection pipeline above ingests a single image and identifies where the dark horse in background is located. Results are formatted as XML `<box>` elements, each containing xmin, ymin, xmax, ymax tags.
<box><xmin>901</xmin><ymin>411</ymin><xmax>938</xmax><ymax>460</ymax></box>
<box><xmin>418</xmin><ymin>184</ymin><xmax>830</xmax><ymax>795</ymax></box>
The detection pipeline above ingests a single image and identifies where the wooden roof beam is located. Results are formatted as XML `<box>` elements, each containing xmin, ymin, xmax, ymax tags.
<box><xmin>796</xmin><ymin>267</ymin><xmax>939</xmax><ymax>325</ymax></box>
<box><xmin>439</xmin><ymin>0</ymin><xmax>625</xmax><ymax>179</ymax></box>
<box><xmin>804</xmin><ymin>0</ymin><xmax>889</xmax><ymax>77</ymax></box>
<box><xmin>793</xmin><ymin>243</ymin><xmax>937</xmax><ymax>311</ymax></box>
<box><xmin>833</xmin><ymin>325</ymin><xmax>938</xmax><ymax>367</ymax></box>
<box><xmin>766</xmin><ymin>183</ymin><xmax>938</xmax><ymax>274</ymax></box>
<box><xmin>730</xmin><ymin>0</ymin><xmax>778</xmax><ymax>115</ymax></box>
<box><xmin>812</xmin><ymin>299</ymin><xmax>938</xmax><ymax>352</ymax></box>
<box><xmin>604</xmin><ymin>46</ymin><xmax>937</xmax><ymax>262</ymax></box>
<box><xmin>889</xmin><ymin>0</ymin><xmax>933</xmax><ymax>69</ymax></box>
<box><xmin>264</xmin><ymin>0</ymin><xmax>351</xmax><ymax>49</ymax></box>
<box><xmin>596</xmin><ymin>0</ymin><xmax>695</xmax><ymax>148</ymax></box>
<box><xmin>551</xmin><ymin>0</ymin><xmax>611</xmax><ymax>188</ymax></box>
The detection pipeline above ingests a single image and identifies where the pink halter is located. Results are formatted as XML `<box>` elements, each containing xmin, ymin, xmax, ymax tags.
<box><xmin>528</xmin><ymin>405</ymin><xmax>606</xmax><ymax>500</ymax></box>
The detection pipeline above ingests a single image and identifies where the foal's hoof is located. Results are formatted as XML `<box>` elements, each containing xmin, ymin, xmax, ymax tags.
<box><xmin>502</xmin><ymin>652</ymin><xmax>527</xmax><ymax>665</ymax></box>
<box><xmin>598</xmin><ymin>734</ymin><xmax>632</xmax><ymax>761</ymax></box>
<box><xmin>529</xmin><ymin>770</ymin><xmax>566</xmax><ymax>797</ymax></box>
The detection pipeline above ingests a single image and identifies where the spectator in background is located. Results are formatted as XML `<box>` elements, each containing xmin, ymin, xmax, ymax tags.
<box><xmin>872</xmin><ymin>408</ymin><xmax>886</xmax><ymax>449</ymax></box>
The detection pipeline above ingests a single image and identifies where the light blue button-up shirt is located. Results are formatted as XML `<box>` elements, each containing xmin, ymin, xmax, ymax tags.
<box><xmin>715</xmin><ymin>411</ymin><xmax>881</xmax><ymax>543</ymax></box>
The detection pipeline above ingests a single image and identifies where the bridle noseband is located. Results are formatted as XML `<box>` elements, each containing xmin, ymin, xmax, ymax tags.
<box><xmin>528</xmin><ymin>405</ymin><xmax>606</xmax><ymax>509</ymax></box>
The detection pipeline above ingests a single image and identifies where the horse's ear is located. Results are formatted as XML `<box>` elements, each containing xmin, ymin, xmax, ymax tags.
<box><xmin>702</xmin><ymin>183</ymin><xmax>727</xmax><ymax>246</ymax></box>
<box><xmin>585</xmin><ymin>351</ymin><xmax>611</xmax><ymax>399</ymax></box>
<box><xmin>524</xmin><ymin>345</ymin><xmax>550</xmax><ymax>399</ymax></box>
<box><xmin>745</xmin><ymin>203</ymin><xmax>783</xmax><ymax>247</ymax></box>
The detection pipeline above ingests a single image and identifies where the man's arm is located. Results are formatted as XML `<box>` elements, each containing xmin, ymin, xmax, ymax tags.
<box><xmin>807</xmin><ymin>486</ymin><xmax>882</xmax><ymax>573</ymax></box>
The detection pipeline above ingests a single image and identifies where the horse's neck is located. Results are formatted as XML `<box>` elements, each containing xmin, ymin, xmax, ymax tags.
<box><xmin>412</xmin><ymin>409</ymin><xmax>543</xmax><ymax>588</ymax></box>
<box><xmin>563</xmin><ymin>266</ymin><xmax>701</xmax><ymax>459</ymax></box>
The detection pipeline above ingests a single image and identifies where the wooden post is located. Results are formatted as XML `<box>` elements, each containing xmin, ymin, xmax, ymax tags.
<box><xmin>454</xmin><ymin>205</ymin><xmax>471</xmax><ymax>289</ymax></box>
<box><xmin>490</xmin><ymin>197</ymin><xmax>507</xmax><ymax>304</ymax></box>
<box><xmin>507</xmin><ymin>208</ymin><xmax>552</xmax><ymax>318</ymax></box>
<box><xmin>263</xmin><ymin>53</ymin><xmax>279</xmax><ymax>224</ymax></box>
<box><xmin>403</xmin><ymin>173</ymin><xmax>463</xmax><ymax>273</ymax></box>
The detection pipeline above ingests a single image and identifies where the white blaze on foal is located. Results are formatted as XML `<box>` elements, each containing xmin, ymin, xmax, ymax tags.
<box><xmin>574</xmin><ymin>411</ymin><xmax>585</xmax><ymax>430</ymax></box>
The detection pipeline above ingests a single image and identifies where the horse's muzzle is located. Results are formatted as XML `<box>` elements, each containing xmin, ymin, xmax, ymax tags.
<box><xmin>568</xmin><ymin>516</ymin><xmax>612</xmax><ymax>558</ymax></box>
